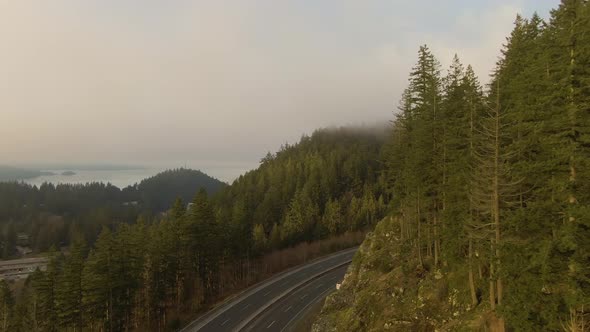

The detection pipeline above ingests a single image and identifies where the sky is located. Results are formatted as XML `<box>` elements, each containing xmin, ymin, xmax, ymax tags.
<box><xmin>0</xmin><ymin>1</ymin><xmax>556</xmax><ymax>181</ymax></box>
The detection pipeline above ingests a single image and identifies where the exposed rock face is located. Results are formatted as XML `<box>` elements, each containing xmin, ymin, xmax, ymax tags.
<box><xmin>312</xmin><ymin>217</ymin><xmax>483</xmax><ymax>332</ymax></box>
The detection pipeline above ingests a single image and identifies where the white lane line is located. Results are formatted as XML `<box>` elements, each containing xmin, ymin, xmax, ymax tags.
<box><xmin>267</xmin><ymin>320</ymin><xmax>276</xmax><ymax>328</ymax></box>
<box><xmin>280</xmin><ymin>287</ymin><xmax>335</xmax><ymax>332</ymax></box>
<box><xmin>284</xmin><ymin>305</ymin><xmax>292</xmax><ymax>312</ymax></box>
<box><xmin>221</xmin><ymin>319</ymin><xmax>229</xmax><ymax>326</ymax></box>
<box><xmin>300</xmin><ymin>293</ymin><xmax>308</xmax><ymax>300</ymax></box>
<box><xmin>240</xmin><ymin>303</ymin><xmax>251</xmax><ymax>312</ymax></box>
<box><xmin>181</xmin><ymin>249</ymin><xmax>355</xmax><ymax>332</ymax></box>
<box><xmin>263</xmin><ymin>290</ymin><xmax>272</xmax><ymax>296</ymax></box>
<box><xmin>315</xmin><ymin>283</ymin><xmax>324</xmax><ymax>289</ymax></box>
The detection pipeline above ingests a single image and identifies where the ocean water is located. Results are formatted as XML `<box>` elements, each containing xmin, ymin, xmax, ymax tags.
<box><xmin>20</xmin><ymin>163</ymin><xmax>254</xmax><ymax>189</ymax></box>
<box><xmin>22</xmin><ymin>169</ymin><xmax>164</xmax><ymax>189</ymax></box>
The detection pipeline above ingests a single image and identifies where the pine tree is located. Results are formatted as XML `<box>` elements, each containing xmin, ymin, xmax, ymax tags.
<box><xmin>281</xmin><ymin>190</ymin><xmax>318</xmax><ymax>244</ymax></box>
<box><xmin>82</xmin><ymin>227</ymin><xmax>121</xmax><ymax>332</ymax></box>
<box><xmin>0</xmin><ymin>280</ymin><xmax>13</xmax><ymax>332</ymax></box>
<box><xmin>463</xmin><ymin>64</ymin><xmax>486</xmax><ymax>307</ymax></box>
<box><xmin>394</xmin><ymin>45</ymin><xmax>443</xmax><ymax>267</ymax></box>
<box><xmin>269</xmin><ymin>223</ymin><xmax>282</xmax><ymax>250</ymax></box>
<box><xmin>170</xmin><ymin>197</ymin><xmax>186</xmax><ymax>221</ymax></box>
<box><xmin>56</xmin><ymin>238</ymin><xmax>87</xmax><ymax>331</ymax></box>
<box><xmin>252</xmin><ymin>223</ymin><xmax>268</xmax><ymax>254</ymax></box>
<box><xmin>32</xmin><ymin>249</ymin><xmax>60</xmax><ymax>331</ymax></box>
<box><xmin>186</xmin><ymin>189</ymin><xmax>221</xmax><ymax>304</ymax></box>
<box><xmin>321</xmin><ymin>199</ymin><xmax>342</xmax><ymax>235</ymax></box>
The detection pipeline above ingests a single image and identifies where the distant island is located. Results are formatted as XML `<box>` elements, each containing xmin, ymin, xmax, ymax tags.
<box><xmin>0</xmin><ymin>164</ymin><xmax>145</xmax><ymax>183</ymax></box>
<box><xmin>0</xmin><ymin>166</ymin><xmax>55</xmax><ymax>182</ymax></box>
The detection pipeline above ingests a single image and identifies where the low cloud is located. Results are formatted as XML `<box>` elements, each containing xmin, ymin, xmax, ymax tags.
<box><xmin>0</xmin><ymin>1</ymin><xmax>553</xmax><ymax>176</ymax></box>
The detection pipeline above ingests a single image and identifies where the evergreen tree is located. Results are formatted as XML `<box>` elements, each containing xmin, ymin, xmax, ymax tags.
<box><xmin>56</xmin><ymin>238</ymin><xmax>87</xmax><ymax>331</ymax></box>
<box><xmin>82</xmin><ymin>227</ymin><xmax>123</xmax><ymax>332</ymax></box>
<box><xmin>186</xmin><ymin>189</ymin><xmax>221</xmax><ymax>304</ymax></box>
<box><xmin>32</xmin><ymin>249</ymin><xmax>60</xmax><ymax>331</ymax></box>
<box><xmin>320</xmin><ymin>199</ymin><xmax>342</xmax><ymax>236</ymax></box>
<box><xmin>0</xmin><ymin>280</ymin><xmax>13</xmax><ymax>332</ymax></box>
<box><xmin>252</xmin><ymin>223</ymin><xmax>268</xmax><ymax>254</ymax></box>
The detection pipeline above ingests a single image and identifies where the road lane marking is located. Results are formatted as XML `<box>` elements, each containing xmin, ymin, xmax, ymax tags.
<box><xmin>221</xmin><ymin>319</ymin><xmax>229</xmax><ymax>326</ymax></box>
<box><xmin>263</xmin><ymin>290</ymin><xmax>272</xmax><ymax>296</ymax></box>
<box><xmin>315</xmin><ymin>283</ymin><xmax>324</xmax><ymax>289</ymax></box>
<box><xmin>180</xmin><ymin>249</ymin><xmax>355</xmax><ymax>332</ymax></box>
<box><xmin>240</xmin><ymin>303</ymin><xmax>251</xmax><ymax>311</ymax></box>
<box><xmin>284</xmin><ymin>305</ymin><xmax>292</xmax><ymax>312</ymax></box>
<box><xmin>280</xmin><ymin>287</ymin><xmax>335</xmax><ymax>332</ymax></box>
<box><xmin>267</xmin><ymin>320</ymin><xmax>276</xmax><ymax>328</ymax></box>
<box><xmin>300</xmin><ymin>293</ymin><xmax>308</xmax><ymax>300</ymax></box>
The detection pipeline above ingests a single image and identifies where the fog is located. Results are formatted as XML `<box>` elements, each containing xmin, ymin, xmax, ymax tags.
<box><xmin>0</xmin><ymin>1</ymin><xmax>553</xmax><ymax>176</ymax></box>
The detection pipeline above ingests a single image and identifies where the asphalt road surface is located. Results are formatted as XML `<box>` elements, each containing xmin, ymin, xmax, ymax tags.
<box><xmin>181</xmin><ymin>248</ymin><xmax>355</xmax><ymax>332</ymax></box>
<box><xmin>242</xmin><ymin>265</ymin><xmax>347</xmax><ymax>332</ymax></box>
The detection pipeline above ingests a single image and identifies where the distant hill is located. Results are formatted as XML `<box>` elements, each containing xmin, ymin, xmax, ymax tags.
<box><xmin>213</xmin><ymin>125</ymin><xmax>389</xmax><ymax>249</ymax></box>
<box><xmin>129</xmin><ymin>168</ymin><xmax>226</xmax><ymax>212</ymax></box>
<box><xmin>0</xmin><ymin>168</ymin><xmax>226</xmax><ymax>256</ymax></box>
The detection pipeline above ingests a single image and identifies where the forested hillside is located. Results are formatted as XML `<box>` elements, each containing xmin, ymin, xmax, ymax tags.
<box><xmin>215</xmin><ymin>126</ymin><xmax>389</xmax><ymax>252</ymax></box>
<box><xmin>0</xmin><ymin>127</ymin><xmax>388</xmax><ymax>331</ymax></box>
<box><xmin>133</xmin><ymin>168</ymin><xmax>226</xmax><ymax>212</ymax></box>
<box><xmin>0</xmin><ymin>168</ymin><xmax>225</xmax><ymax>257</ymax></box>
<box><xmin>315</xmin><ymin>2</ymin><xmax>590</xmax><ymax>331</ymax></box>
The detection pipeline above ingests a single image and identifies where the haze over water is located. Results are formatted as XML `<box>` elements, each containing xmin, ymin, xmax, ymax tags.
<box><xmin>21</xmin><ymin>161</ymin><xmax>255</xmax><ymax>188</ymax></box>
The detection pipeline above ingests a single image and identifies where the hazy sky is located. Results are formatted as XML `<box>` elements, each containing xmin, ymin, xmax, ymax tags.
<box><xmin>0</xmin><ymin>1</ymin><xmax>555</xmax><ymax>179</ymax></box>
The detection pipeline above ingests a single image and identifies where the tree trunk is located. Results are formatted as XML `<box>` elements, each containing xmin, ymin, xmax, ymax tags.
<box><xmin>489</xmin><ymin>241</ymin><xmax>496</xmax><ymax>310</ymax></box>
<box><xmin>434</xmin><ymin>214</ymin><xmax>439</xmax><ymax>267</ymax></box>
<box><xmin>493</xmin><ymin>80</ymin><xmax>503</xmax><ymax>306</ymax></box>
<box><xmin>417</xmin><ymin>196</ymin><xmax>423</xmax><ymax>268</ymax></box>
<box><xmin>468</xmin><ymin>237</ymin><xmax>477</xmax><ymax>306</ymax></box>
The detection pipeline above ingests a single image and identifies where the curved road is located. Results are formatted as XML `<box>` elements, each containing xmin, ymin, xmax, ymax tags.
<box><xmin>242</xmin><ymin>265</ymin><xmax>347</xmax><ymax>332</ymax></box>
<box><xmin>181</xmin><ymin>248</ymin><xmax>354</xmax><ymax>332</ymax></box>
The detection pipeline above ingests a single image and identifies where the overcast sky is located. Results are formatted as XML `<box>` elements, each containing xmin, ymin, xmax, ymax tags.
<box><xmin>0</xmin><ymin>1</ymin><xmax>555</xmax><ymax>180</ymax></box>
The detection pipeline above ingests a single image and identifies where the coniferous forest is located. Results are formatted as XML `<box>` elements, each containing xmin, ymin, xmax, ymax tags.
<box><xmin>0</xmin><ymin>168</ymin><xmax>226</xmax><ymax>258</ymax></box>
<box><xmin>0</xmin><ymin>127</ymin><xmax>387</xmax><ymax>331</ymax></box>
<box><xmin>1</xmin><ymin>1</ymin><xmax>589</xmax><ymax>332</ymax></box>
<box><xmin>314</xmin><ymin>1</ymin><xmax>590</xmax><ymax>331</ymax></box>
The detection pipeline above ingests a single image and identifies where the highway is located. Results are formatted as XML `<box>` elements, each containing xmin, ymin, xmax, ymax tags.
<box><xmin>242</xmin><ymin>265</ymin><xmax>347</xmax><ymax>332</ymax></box>
<box><xmin>181</xmin><ymin>248</ymin><xmax>354</xmax><ymax>332</ymax></box>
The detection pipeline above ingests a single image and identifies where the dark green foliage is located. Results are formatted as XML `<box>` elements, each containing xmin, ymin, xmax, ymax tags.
<box><xmin>0</xmin><ymin>280</ymin><xmax>14</xmax><ymax>331</ymax></box>
<box><xmin>56</xmin><ymin>239</ymin><xmax>86</xmax><ymax>330</ymax></box>
<box><xmin>0</xmin><ymin>126</ymin><xmax>386</xmax><ymax>331</ymax></box>
<box><xmin>0</xmin><ymin>168</ymin><xmax>225</xmax><ymax>256</ymax></box>
<box><xmin>186</xmin><ymin>189</ymin><xmax>221</xmax><ymax>303</ymax></box>
<box><xmin>215</xmin><ymin>126</ymin><xmax>388</xmax><ymax>252</ymax></box>
<box><xmin>30</xmin><ymin>250</ymin><xmax>60</xmax><ymax>332</ymax></box>
<box><xmin>382</xmin><ymin>3</ymin><xmax>590</xmax><ymax>330</ymax></box>
<box><xmin>134</xmin><ymin>168</ymin><xmax>226</xmax><ymax>212</ymax></box>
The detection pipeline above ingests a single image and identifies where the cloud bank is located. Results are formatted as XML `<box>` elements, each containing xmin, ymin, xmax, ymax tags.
<box><xmin>0</xmin><ymin>1</ymin><xmax>554</xmax><ymax>180</ymax></box>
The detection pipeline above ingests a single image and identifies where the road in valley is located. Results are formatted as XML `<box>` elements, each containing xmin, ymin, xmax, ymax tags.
<box><xmin>241</xmin><ymin>265</ymin><xmax>347</xmax><ymax>332</ymax></box>
<box><xmin>181</xmin><ymin>248</ymin><xmax>354</xmax><ymax>332</ymax></box>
